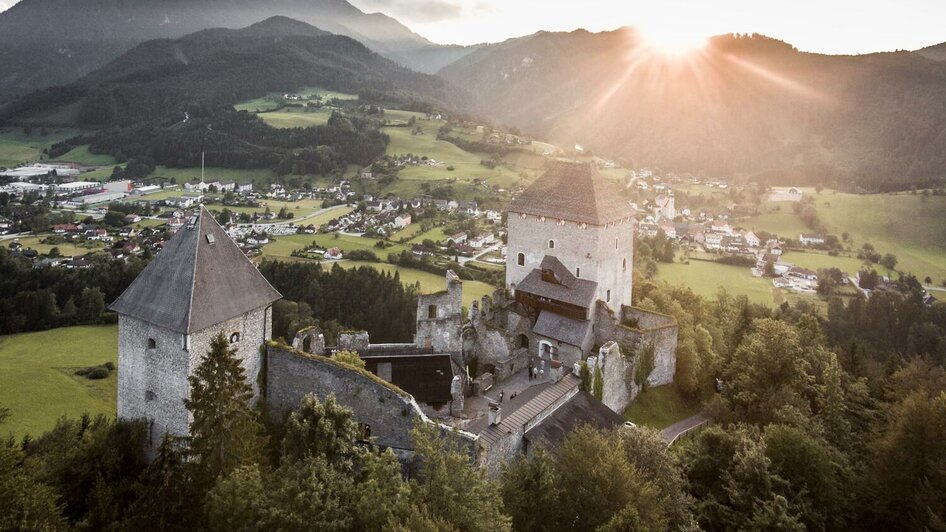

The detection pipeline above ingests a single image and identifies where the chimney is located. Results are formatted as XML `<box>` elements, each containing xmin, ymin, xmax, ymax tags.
<box><xmin>488</xmin><ymin>402</ymin><xmax>502</xmax><ymax>426</ymax></box>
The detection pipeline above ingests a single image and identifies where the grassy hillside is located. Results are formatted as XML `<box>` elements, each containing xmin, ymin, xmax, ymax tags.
<box><xmin>257</xmin><ymin>108</ymin><xmax>335</xmax><ymax>128</ymax></box>
<box><xmin>0</xmin><ymin>325</ymin><xmax>118</xmax><ymax>439</ymax></box>
<box><xmin>52</xmin><ymin>144</ymin><xmax>116</xmax><ymax>166</ymax></box>
<box><xmin>337</xmin><ymin>261</ymin><xmax>496</xmax><ymax>309</ymax></box>
<box><xmin>656</xmin><ymin>260</ymin><xmax>775</xmax><ymax>306</ymax></box>
<box><xmin>0</xmin><ymin>127</ymin><xmax>77</xmax><ymax>167</ymax></box>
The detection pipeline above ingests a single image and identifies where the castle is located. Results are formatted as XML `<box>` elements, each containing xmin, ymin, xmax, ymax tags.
<box><xmin>111</xmin><ymin>162</ymin><xmax>678</xmax><ymax>472</ymax></box>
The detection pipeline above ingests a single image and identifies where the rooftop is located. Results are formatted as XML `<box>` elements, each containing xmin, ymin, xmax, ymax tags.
<box><xmin>506</xmin><ymin>162</ymin><xmax>633</xmax><ymax>225</ymax></box>
<box><xmin>109</xmin><ymin>206</ymin><xmax>281</xmax><ymax>333</ymax></box>
<box><xmin>516</xmin><ymin>255</ymin><xmax>598</xmax><ymax>308</ymax></box>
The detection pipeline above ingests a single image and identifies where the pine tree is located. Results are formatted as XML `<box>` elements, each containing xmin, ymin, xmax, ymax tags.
<box><xmin>185</xmin><ymin>333</ymin><xmax>265</xmax><ymax>489</ymax></box>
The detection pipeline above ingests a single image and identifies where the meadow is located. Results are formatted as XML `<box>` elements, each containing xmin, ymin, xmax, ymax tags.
<box><xmin>0</xmin><ymin>325</ymin><xmax>118</xmax><ymax>439</ymax></box>
<box><xmin>259</xmin><ymin>232</ymin><xmax>409</xmax><ymax>261</ymax></box>
<box><xmin>53</xmin><ymin>144</ymin><xmax>116</xmax><ymax>166</ymax></box>
<box><xmin>256</xmin><ymin>108</ymin><xmax>335</xmax><ymax>128</ymax></box>
<box><xmin>0</xmin><ymin>127</ymin><xmax>78</xmax><ymax>167</ymax></box>
<box><xmin>151</xmin><ymin>166</ymin><xmax>273</xmax><ymax>184</ymax></box>
<box><xmin>13</xmin><ymin>236</ymin><xmax>105</xmax><ymax>256</ymax></box>
<box><xmin>656</xmin><ymin>260</ymin><xmax>775</xmax><ymax>306</ymax></box>
<box><xmin>337</xmin><ymin>261</ymin><xmax>497</xmax><ymax>309</ymax></box>
<box><xmin>623</xmin><ymin>383</ymin><xmax>701</xmax><ymax>429</ymax></box>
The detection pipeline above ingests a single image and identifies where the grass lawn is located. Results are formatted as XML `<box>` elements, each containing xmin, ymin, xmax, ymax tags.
<box><xmin>260</xmin><ymin>233</ymin><xmax>409</xmax><ymax>261</ymax></box>
<box><xmin>206</xmin><ymin>200</ymin><xmax>348</xmax><ymax>223</ymax></box>
<box><xmin>814</xmin><ymin>191</ymin><xmax>946</xmax><ymax>283</ymax></box>
<box><xmin>337</xmin><ymin>261</ymin><xmax>497</xmax><ymax>309</ymax></box>
<box><xmin>136</xmin><ymin>188</ymin><xmax>198</xmax><ymax>202</ymax></box>
<box><xmin>390</xmin><ymin>223</ymin><xmax>427</xmax><ymax>241</ymax></box>
<box><xmin>257</xmin><ymin>108</ymin><xmax>335</xmax><ymax>129</ymax></box>
<box><xmin>742</xmin><ymin>210</ymin><xmax>810</xmax><ymax>238</ymax></box>
<box><xmin>407</xmin><ymin>226</ymin><xmax>451</xmax><ymax>245</ymax></box>
<box><xmin>234</xmin><ymin>95</ymin><xmax>284</xmax><ymax>113</ymax></box>
<box><xmin>779</xmin><ymin>251</ymin><xmax>868</xmax><ymax>275</ymax></box>
<box><xmin>14</xmin><ymin>235</ymin><xmax>105</xmax><ymax>256</ymax></box>
<box><xmin>0</xmin><ymin>325</ymin><xmax>118</xmax><ymax>439</ymax></box>
<box><xmin>151</xmin><ymin>166</ymin><xmax>273</xmax><ymax>184</ymax></box>
<box><xmin>0</xmin><ymin>127</ymin><xmax>78</xmax><ymax>167</ymax></box>
<box><xmin>657</xmin><ymin>260</ymin><xmax>775</xmax><ymax>306</ymax></box>
<box><xmin>624</xmin><ymin>384</ymin><xmax>702</xmax><ymax>429</ymax></box>
<box><xmin>53</xmin><ymin>144</ymin><xmax>116</xmax><ymax>166</ymax></box>
<box><xmin>79</xmin><ymin>165</ymin><xmax>122</xmax><ymax>182</ymax></box>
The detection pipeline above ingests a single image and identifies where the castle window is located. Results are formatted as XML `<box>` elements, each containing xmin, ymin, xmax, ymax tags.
<box><xmin>428</xmin><ymin>305</ymin><xmax>438</xmax><ymax>319</ymax></box>
<box><xmin>147</xmin><ymin>338</ymin><xmax>156</xmax><ymax>349</ymax></box>
<box><xmin>517</xmin><ymin>253</ymin><xmax>525</xmax><ymax>266</ymax></box>
<box><xmin>623</xmin><ymin>258</ymin><xmax>627</xmax><ymax>272</ymax></box>
<box><xmin>229</xmin><ymin>332</ymin><xmax>241</xmax><ymax>344</ymax></box>
<box><xmin>615</xmin><ymin>237</ymin><xmax>618</xmax><ymax>249</ymax></box>
<box><xmin>548</xmin><ymin>239</ymin><xmax>555</xmax><ymax>249</ymax></box>
<box><xmin>181</xmin><ymin>335</ymin><xmax>188</xmax><ymax>351</ymax></box>
<box><xmin>145</xmin><ymin>390</ymin><xmax>156</xmax><ymax>401</ymax></box>
<box><xmin>607</xmin><ymin>290</ymin><xmax>612</xmax><ymax>302</ymax></box>
<box><xmin>576</xmin><ymin>267</ymin><xmax>581</xmax><ymax>278</ymax></box>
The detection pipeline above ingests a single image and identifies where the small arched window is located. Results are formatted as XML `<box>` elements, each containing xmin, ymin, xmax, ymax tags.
<box><xmin>147</xmin><ymin>338</ymin><xmax>156</xmax><ymax>349</ymax></box>
<box><xmin>548</xmin><ymin>239</ymin><xmax>555</xmax><ymax>249</ymax></box>
<box><xmin>229</xmin><ymin>332</ymin><xmax>241</xmax><ymax>344</ymax></box>
<box><xmin>517</xmin><ymin>253</ymin><xmax>525</xmax><ymax>266</ymax></box>
<box><xmin>606</xmin><ymin>289</ymin><xmax>612</xmax><ymax>302</ymax></box>
<box><xmin>576</xmin><ymin>267</ymin><xmax>581</xmax><ymax>278</ymax></box>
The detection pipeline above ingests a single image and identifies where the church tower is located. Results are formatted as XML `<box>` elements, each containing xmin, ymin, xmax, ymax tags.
<box><xmin>505</xmin><ymin>162</ymin><xmax>635</xmax><ymax>310</ymax></box>
<box><xmin>109</xmin><ymin>206</ymin><xmax>281</xmax><ymax>452</ymax></box>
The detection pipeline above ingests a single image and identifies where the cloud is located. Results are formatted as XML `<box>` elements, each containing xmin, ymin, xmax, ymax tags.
<box><xmin>0</xmin><ymin>0</ymin><xmax>20</xmax><ymax>13</ymax></box>
<box><xmin>351</xmin><ymin>0</ymin><xmax>466</xmax><ymax>23</ymax></box>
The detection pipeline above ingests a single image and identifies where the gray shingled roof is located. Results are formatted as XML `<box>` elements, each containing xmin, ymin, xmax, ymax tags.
<box><xmin>478</xmin><ymin>374</ymin><xmax>580</xmax><ymax>446</ymax></box>
<box><xmin>523</xmin><ymin>391</ymin><xmax>625</xmax><ymax>451</ymax></box>
<box><xmin>109</xmin><ymin>206</ymin><xmax>281</xmax><ymax>333</ymax></box>
<box><xmin>516</xmin><ymin>256</ymin><xmax>598</xmax><ymax>308</ymax></box>
<box><xmin>533</xmin><ymin>310</ymin><xmax>592</xmax><ymax>347</ymax></box>
<box><xmin>506</xmin><ymin>162</ymin><xmax>633</xmax><ymax>225</ymax></box>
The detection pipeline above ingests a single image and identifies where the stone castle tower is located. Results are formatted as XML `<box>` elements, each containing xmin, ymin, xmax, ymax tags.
<box><xmin>109</xmin><ymin>206</ymin><xmax>281</xmax><ymax>451</ymax></box>
<box><xmin>505</xmin><ymin>162</ymin><xmax>635</xmax><ymax>310</ymax></box>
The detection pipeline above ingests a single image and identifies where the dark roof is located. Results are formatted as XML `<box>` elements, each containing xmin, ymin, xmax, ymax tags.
<box><xmin>523</xmin><ymin>391</ymin><xmax>625</xmax><ymax>451</ymax></box>
<box><xmin>362</xmin><ymin>353</ymin><xmax>454</xmax><ymax>404</ymax></box>
<box><xmin>516</xmin><ymin>256</ymin><xmax>597</xmax><ymax>308</ymax></box>
<box><xmin>533</xmin><ymin>311</ymin><xmax>591</xmax><ymax>347</ymax></box>
<box><xmin>505</xmin><ymin>162</ymin><xmax>633</xmax><ymax>225</ymax></box>
<box><xmin>109</xmin><ymin>206</ymin><xmax>281</xmax><ymax>333</ymax></box>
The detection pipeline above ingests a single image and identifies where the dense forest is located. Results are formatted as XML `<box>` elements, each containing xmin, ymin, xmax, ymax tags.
<box><xmin>3</xmin><ymin>271</ymin><xmax>945</xmax><ymax>530</ymax></box>
<box><xmin>0</xmin><ymin>250</ymin><xmax>418</xmax><ymax>342</ymax></box>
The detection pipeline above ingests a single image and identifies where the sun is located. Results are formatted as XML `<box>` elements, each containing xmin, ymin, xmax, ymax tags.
<box><xmin>638</xmin><ymin>25</ymin><xmax>708</xmax><ymax>56</ymax></box>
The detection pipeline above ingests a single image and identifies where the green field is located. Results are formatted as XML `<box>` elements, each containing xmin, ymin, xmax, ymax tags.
<box><xmin>0</xmin><ymin>127</ymin><xmax>78</xmax><ymax>167</ymax></box>
<box><xmin>407</xmin><ymin>226</ymin><xmax>451</xmax><ymax>245</ymax></box>
<box><xmin>257</xmin><ymin>108</ymin><xmax>335</xmax><ymax>129</ymax></box>
<box><xmin>779</xmin><ymin>251</ymin><xmax>868</xmax><ymax>275</ymax></box>
<box><xmin>624</xmin><ymin>384</ymin><xmax>701</xmax><ymax>429</ymax></box>
<box><xmin>657</xmin><ymin>260</ymin><xmax>775</xmax><ymax>306</ymax></box>
<box><xmin>13</xmin><ymin>235</ymin><xmax>105</xmax><ymax>256</ymax></box>
<box><xmin>260</xmin><ymin>233</ymin><xmax>409</xmax><ymax>261</ymax></box>
<box><xmin>151</xmin><ymin>166</ymin><xmax>273</xmax><ymax>184</ymax></box>
<box><xmin>337</xmin><ymin>261</ymin><xmax>497</xmax><ymax>309</ymax></box>
<box><xmin>0</xmin><ymin>325</ymin><xmax>118</xmax><ymax>439</ymax></box>
<box><xmin>742</xmin><ymin>191</ymin><xmax>946</xmax><ymax>284</ymax></box>
<box><xmin>53</xmin><ymin>144</ymin><xmax>116</xmax><ymax>166</ymax></box>
<box><xmin>209</xmin><ymin>201</ymin><xmax>349</xmax><ymax>223</ymax></box>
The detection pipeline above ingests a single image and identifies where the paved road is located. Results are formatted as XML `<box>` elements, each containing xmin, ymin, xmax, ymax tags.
<box><xmin>661</xmin><ymin>413</ymin><xmax>710</xmax><ymax>444</ymax></box>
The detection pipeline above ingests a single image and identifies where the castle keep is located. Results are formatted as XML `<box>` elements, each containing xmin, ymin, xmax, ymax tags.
<box><xmin>113</xmin><ymin>164</ymin><xmax>678</xmax><ymax>470</ymax></box>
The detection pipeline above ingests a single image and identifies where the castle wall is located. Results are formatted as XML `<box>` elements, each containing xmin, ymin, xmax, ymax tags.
<box><xmin>505</xmin><ymin>213</ymin><xmax>634</xmax><ymax>310</ymax></box>
<box><xmin>117</xmin><ymin>304</ymin><xmax>271</xmax><ymax>452</ymax></box>
<box><xmin>265</xmin><ymin>344</ymin><xmax>425</xmax><ymax>451</ymax></box>
<box><xmin>415</xmin><ymin>273</ymin><xmax>463</xmax><ymax>354</ymax></box>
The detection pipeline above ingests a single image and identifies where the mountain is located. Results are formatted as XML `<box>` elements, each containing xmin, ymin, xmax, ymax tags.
<box><xmin>0</xmin><ymin>16</ymin><xmax>459</xmax><ymax>127</ymax></box>
<box><xmin>917</xmin><ymin>42</ymin><xmax>946</xmax><ymax>61</ymax></box>
<box><xmin>440</xmin><ymin>29</ymin><xmax>946</xmax><ymax>189</ymax></box>
<box><xmin>0</xmin><ymin>0</ymin><xmax>475</xmax><ymax>95</ymax></box>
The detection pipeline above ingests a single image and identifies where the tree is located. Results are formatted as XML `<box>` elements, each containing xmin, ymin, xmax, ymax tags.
<box><xmin>184</xmin><ymin>333</ymin><xmax>265</xmax><ymax>489</ymax></box>
<box><xmin>410</xmin><ymin>423</ymin><xmax>511</xmax><ymax>532</ymax></box>
<box><xmin>79</xmin><ymin>287</ymin><xmax>105</xmax><ymax>322</ymax></box>
<box><xmin>0</xmin><ymin>440</ymin><xmax>66</xmax><ymax>531</ymax></box>
<box><xmin>880</xmin><ymin>253</ymin><xmax>898</xmax><ymax>271</ymax></box>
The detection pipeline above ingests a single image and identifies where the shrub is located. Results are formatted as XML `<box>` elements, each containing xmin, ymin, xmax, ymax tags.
<box><xmin>87</xmin><ymin>367</ymin><xmax>110</xmax><ymax>379</ymax></box>
<box><xmin>104</xmin><ymin>361</ymin><xmax>116</xmax><ymax>371</ymax></box>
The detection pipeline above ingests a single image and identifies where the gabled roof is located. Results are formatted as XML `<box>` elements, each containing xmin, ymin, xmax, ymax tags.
<box><xmin>523</xmin><ymin>391</ymin><xmax>624</xmax><ymax>450</ymax></box>
<box><xmin>516</xmin><ymin>256</ymin><xmax>598</xmax><ymax>308</ymax></box>
<box><xmin>533</xmin><ymin>310</ymin><xmax>591</xmax><ymax>347</ymax></box>
<box><xmin>109</xmin><ymin>206</ymin><xmax>281</xmax><ymax>334</ymax></box>
<box><xmin>505</xmin><ymin>162</ymin><xmax>633</xmax><ymax>225</ymax></box>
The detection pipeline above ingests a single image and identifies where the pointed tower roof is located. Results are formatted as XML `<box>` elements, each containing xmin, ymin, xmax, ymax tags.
<box><xmin>506</xmin><ymin>162</ymin><xmax>633</xmax><ymax>225</ymax></box>
<box><xmin>109</xmin><ymin>206</ymin><xmax>281</xmax><ymax>334</ymax></box>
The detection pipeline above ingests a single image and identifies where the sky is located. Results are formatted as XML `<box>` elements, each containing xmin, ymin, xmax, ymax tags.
<box><xmin>347</xmin><ymin>0</ymin><xmax>946</xmax><ymax>54</ymax></box>
<box><xmin>0</xmin><ymin>0</ymin><xmax>943</xmax><ymax>54</ymax></box>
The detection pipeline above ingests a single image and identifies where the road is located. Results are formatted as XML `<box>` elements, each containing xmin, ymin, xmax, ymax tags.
<box><xmin>661</xmin><ymin>413</ymin><xmax>710</xmax><ymax>445</ymax></box>
<box><xmin>458</xmin><ymin>242</ymin><xmax>502</xmax><ymax>265</ymax></box>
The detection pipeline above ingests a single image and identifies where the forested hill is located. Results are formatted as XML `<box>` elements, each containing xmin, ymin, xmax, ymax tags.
<box><xmin>440</xmin><ymin>30</ymin><xmax>946</xmax><ymax>191</ymax></box>
<box><xmin>0</xmin><ymin>16</ymin><xmax>460</xmax><ymax>127</ymax></box>
<box><xmin>0</xmin><ymin>0</ymin><xmax>475</xmax><ymax>95</ymax></box>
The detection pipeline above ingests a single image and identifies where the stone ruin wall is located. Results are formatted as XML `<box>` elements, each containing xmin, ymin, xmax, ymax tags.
<box><xmin>265</xmin><ymin>343</ymin><xmax>424</xmax><ymax>451</ymax></box>
<box><xmin>415</xmin><ymin>272</ymin><xmax>464</xmax><ymax>355</ymax></box>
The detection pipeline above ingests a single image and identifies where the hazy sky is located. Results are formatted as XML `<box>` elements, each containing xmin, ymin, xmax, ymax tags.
<box><xmin>348</xmin><ymin>0</ymin><xmax>946</xmax><ymax>53</ymax></box>
<box><xmin>0</xmin><ymin>0</ymin><xmax>943</xmax><ymax>53</ymax></box>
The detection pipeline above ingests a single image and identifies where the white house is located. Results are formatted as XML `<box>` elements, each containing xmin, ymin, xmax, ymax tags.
<box><xmin>393</xmin><ymin>213</ymin><xmax>412</xmax><ymax>229</ymax></box>
<box><xmin>799</xmin><ymin>234</ymin><xmax>826</xmax><ymax>246</ymax></box>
